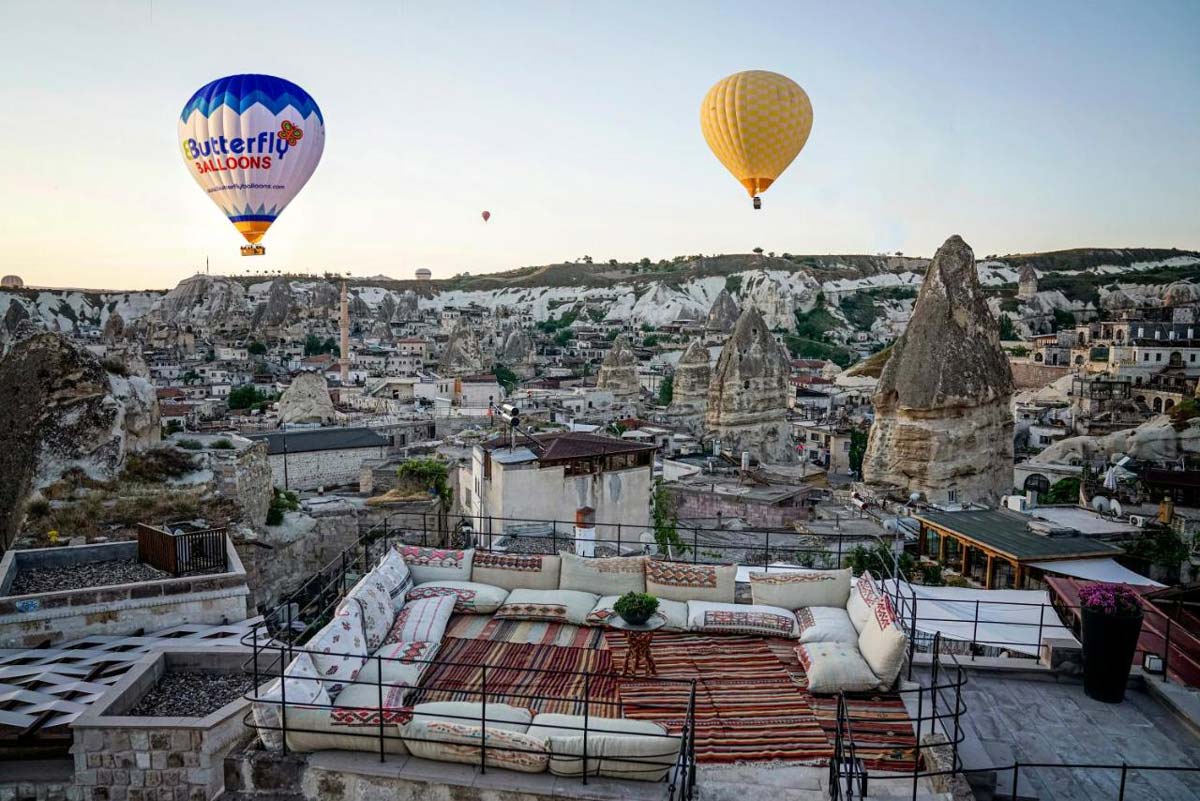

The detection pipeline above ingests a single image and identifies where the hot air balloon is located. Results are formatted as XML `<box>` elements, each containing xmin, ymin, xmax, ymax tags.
<box><xmin>699</xmin><ymin>70</ymin><xmax>812</xmax><ymax>209</ymax></box>
<box><xmin>178</xmin><ymin>74</ymin><xmax>325</xmax><ymax>255</ymax></box>
<box><xmin>481</xmin><ymin>210</ymin><xmax>491</xmax><ymax>222</ymax></box>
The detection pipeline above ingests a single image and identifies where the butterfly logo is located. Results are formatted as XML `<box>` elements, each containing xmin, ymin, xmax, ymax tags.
<box><xmin>278</xmin><ymin>120</ymin><xmax>303</xmax><ymax>146</ymax></box>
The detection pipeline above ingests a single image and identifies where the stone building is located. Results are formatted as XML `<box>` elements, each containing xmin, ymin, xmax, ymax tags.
<box><xmin>705</xmin><ymin>306</ymin><xmax>793</xmax><ymax>462</ymax></box>
<box><xmin>671</xmin><ymin>338</ymin><xmax>711</xmax><ymax>414</ymax></box>
<box><xmin>1017</xmin><ymin>264</ymin><xmax>1038</xmax><ymax>301</ymax></box>
<box><xmin>863</xmin><ymin>235</ymin><xmax>1015</xmax><ymax>504</ymax></box>
<box><xmin>596</xmin><ymin>334</ymin><xmax>639</xmax><ymax>399</ymax></box>
<box><xmin>247</xmin><ymin>427</ymin><xmax>391</xmax><ymax>491</ymax></box>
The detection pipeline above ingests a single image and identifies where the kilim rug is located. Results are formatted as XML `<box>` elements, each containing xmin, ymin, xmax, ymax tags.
<box><xmin>409</xmin><ymin>637</ymin><xmax>622</xmax><ymax>716</ymax></box>
<box><xmin>444</xmin><ymin>614</ymin><xmax>608</xmax><ymax>649</ymax></box>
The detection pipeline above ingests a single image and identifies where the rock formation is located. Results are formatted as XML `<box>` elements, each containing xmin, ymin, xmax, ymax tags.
<box><xmin>671</xmin><ymin>339</ymin><xmax>711</xmax><ymax>413</ymax></box>
<box><xmin>391</xmin><ymin>291</ymin><xmax>420</xmax><ymax>322</ymax></box>
<box><xmin>254</xmin><ymin>278</ymin><xmax>296</xmax><ymax>328</ymax></box>
<box><xmin>499</xmin><ymin>328</ymin><xmax>537</xmax><ymax>378</ymax></box>
<box><xmin>705</xmin><ymin>307</ymin><xmax>792</xmax><ymax>462</ymax></box>
<box><xmin>440</xmin><ymin>319</ymin><xmax>485</xmax><ymax>376</ymax></box>
<box><xmin>1017</xmin><ymin>264</ymin><xmax>1038</xmax><ymax>300</ymax></box>
<box><xmin>863</xmin><ymin>235</ymin><xmax>1014</xmax><ymax>503</ymax></box>
<box><xmin>278</xmin><ymin>371</ymin><xmax>337</xmax><ymax>425</ymax></box>
<box><xmin>0</xmin><ymin>334</ymin><xmax>160</xmax><ymax>547</ymax></box>
<box><xmin>1037</xmin><ymin>415</ymin><xmax>1200</xmax><ymax>466</ymax></box>
<box><xmin>151</xmin><ymin>274</ymin><xmax>251</xmax><ymax>328</ymax></box>
<box><xmin>102</xmin><ymin>312</ymin><xmax>125</xmax><ymax>343</ymax></box>
<box><xmin>596</xmin><ymin>335</ymin><xmax>640</xmax><ymax>399</ymax></box>
<box><xmin>369</xmin><ymin>320</ymin><xmax>394</xmax><ymax>343</ymax></box>
<box><xmin>705</xmin><ymin>289</ymin><xmax>740</xmax><ymax>333</ymax></box>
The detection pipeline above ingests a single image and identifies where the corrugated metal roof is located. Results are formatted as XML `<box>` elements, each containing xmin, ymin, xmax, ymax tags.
<box><xmin>247</xmin><ymin>427</ymin><xmax>389</xmax><ymax>455</ymax></box>
<box><xmin>482</xmin><ymin>431</ymin><xmax>655</xmax><ymax>462</ymax></box>
<box><xmin>916</xmin><ymin>508</ymin><xmax>1124</xmax><ymax>561</ymax></box>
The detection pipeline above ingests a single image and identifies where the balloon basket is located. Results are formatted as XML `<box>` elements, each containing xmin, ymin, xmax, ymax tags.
<box><xmin>752</xmin><ymin>196</ymin><xmax>762</xmax><ymax>210</ymax></box>
<box><xmin>240</xmin><ymin>245</ymin><xmax>266</xmax><ymax>257</ymax></box>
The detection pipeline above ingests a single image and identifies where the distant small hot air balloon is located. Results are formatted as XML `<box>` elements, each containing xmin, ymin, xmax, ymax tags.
<box><xmin>178</xmin><ymin>74</ymin><xmax>325</xmax><ymax>255</ymax></box>
<box><xmin>700</xmin><ymin>70</ymin><xmax>813</xmax><ymax>209</ymax></box>
<box><xmin>481</xmin><ymin>211</ymin><xmax>491</xmax><ymax>223</ymax></box>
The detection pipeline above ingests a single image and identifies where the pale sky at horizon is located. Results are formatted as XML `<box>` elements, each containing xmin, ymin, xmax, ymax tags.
<box><xmin>2</xmin><ymin>0</ymin><xmax>1198</xmax><ymax>291</ymax></box>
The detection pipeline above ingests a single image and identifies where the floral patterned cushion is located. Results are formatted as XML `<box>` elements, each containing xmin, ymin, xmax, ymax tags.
<box><xmin>749</xmin><ymin>568</ymin><xmax>851</xmax><ymax>610</ymax></box>
<box><xmin>398</xmin><ymin>545</ymin><xmax>474</xmax><ymax>584</ymax></box>
<box><xmin>347</xmin><ymin>572</ymin><xmax>396</xmax><ymax>651</ymax></box>
<box><xmin>645</xmin><ymin>560</ymin><xmax>736</xmax><ymax>603</ymax></box>
<box><xmin>382</xmin><ymin>594</ymin><xmax>456</xmax><ymax>645</ymax></box>
<box><xmin>406</xmin><ymin>580</ymin><xmax>509</xmax><ymax>614</ymax></box>
<box><xmin>376</xmin><ymin>548</ymin><xmax>414</xmax><ymax>610</ymax></box>
<box><xmin>686</xmin><ymin>601</ymin><xmax>799</xmax><ymax>638</ymax></box>
<box><xmin>307</xmin><ymin>599</ymin><xmax>369</xmax><ymax>697</ymax></box>
<box><xmin>252</xmin><ymin>652</ymin><xmax>330</xmax><ymax>752</ymax></box>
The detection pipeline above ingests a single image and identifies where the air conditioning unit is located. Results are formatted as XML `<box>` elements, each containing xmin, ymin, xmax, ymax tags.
<box><xmin>1129</xmin><ymin>515</ymin><xmax>1149</xmax><ymax>527</ymax></box>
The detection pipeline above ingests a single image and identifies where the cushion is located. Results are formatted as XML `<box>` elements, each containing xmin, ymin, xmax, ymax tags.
<box><xmin>858</xmin><ymin>596</ymin><xmax>908</xmax><ymax>689</ymax></box>
<box><xmin>346</xmin><ymin>572</ymin><xmax>396</xmax><ymax>651</ymax></box>
<box><xmin>307</xmin><ymin>599</ymin><xmax>369</xmax><ymax>697</ymax></box>
<box><xmin>586</xmin><ymin>596</ymin><xmax>689</xmax><ymax>632</ymax></box>
<box><xmin>355</xmin><ymin>640</ymin><xmax>440</xmax><ymax>701</ymax></box>
<box><xmin>645</xmin><ymin>560</ymin><xmax>736</xmax><ymax>603</ymax></box>
<box><xmin>472</xmin><ymin>552</ymin><xmax>561</xmax><ymax>591</ymax></box>
<box><xmin>283</xmin><ymin>681</ymin><xmax>409</xmax><ymax>755</ymax></box>
<box><xmin>376</xmin><ymin>548</ymin><xmax>415</xmax><ymax>610</ymax></box>
<box><xmin>796</xmin><ymin>606</ymin><xmax>859</xmax><ymax>645</ymax></box>
<box><xmin>382</xmin><ymin>595</ymin><xmax>456</xmax><ymax>645</ymax></box>
<box><xmin>399</xmin><ymin>545</ymin><xmax>474</xmax><ymax>584</ymax></box>
<box><xmin>527</xmin><ymin>713</ymin><xmax>680</xmax><ymax>781</ymax></box>
<box><xmin>558</xmin><ymin>552</ymin><xmax>646</xmax><ymax>596</ymax></box>
<box><xmin>406</xmin><ymin>701</ymin><xmax>533</xmax><ymax>732</ymax></box>
<box><xmin>402</xmin><ymin>719</ymin><xmax>549</xmax><ymax>773</ymax></box>
<box><xmin>749</xmin><ymin>568</ymin><xmax>852</xmax><ymax>610</ymax></box>
<box><xmin>494</xmin><ymin>588</ymin><xmax>599</xmax><ymax>626</ymax></box>
<box><xmin>686</xmin><ymin>601</ymin><xmax>799</xmax><ymax>639</ymax></box>
<box><xmin>252</xmin><ymin>652</ymin><xmax>330</xmax><ymax>752</ymax></box>
<box><xmin>796</xmin><ymin>642</ymin><xmax>881</xmax><ymax>694</ymax></box>
<box><xmin>406</xmin><ymin>580</ymin><xmax>509</xmax><ymax>614</ymax></box>
<box><xmin>847</xmin><ymin>570</ymin><xmax>880</xmax><ymax>633</ymax></box>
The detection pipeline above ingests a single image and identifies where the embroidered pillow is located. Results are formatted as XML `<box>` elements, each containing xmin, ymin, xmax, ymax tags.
<box><xmin>796</xmin><ymin>606</ymin><xmax>859</xmax><ymax>645</ymax></box>
<box><xmin>645</xmin><ymin>560</ymin><xmax>736</xmax><ymax>603</ymax></box>
<box><xmin>383</xmin><ymin>594</ymin><xmax>456</xmax><ymax>645</ymax></box>
<box><xmin>405</xmin><ymin>580</ymin><xmax>509</xmax><ymax>614</ymax></box>
<box><xmin>846</xmin><ymin>570</ymin><xmax>880</xmax><ymax>633</ymax></box>
<box><xmin>858</xmin><ymin>595</ymin><xmax>908</xmax><ymax>688</ymax></box>
<box><xmin>355</xmin><ymin>639</ymin><xmax>440</xmax><ymax>704</ymax></box>
<box><xmin>686</xmin><ymin>600</ymin><xmax>799</xmax><ymax>638</ymax></box>
<box><xmin>558</xmin><ymin>552</ymin><xmax>646</xmax><ymax>596</ymax></box>
<box><xmin>346</xmin><ymin>572</ymin><xmax>395</xmax><ymax>651</ymax></box>
<box><xmin>306</xmin><ymin>599</ymin><xmax>369</xmax><ymax>697</ymax></box>
<box><xmin>796</xmin><ymin>641</ymin><xmax>882</xmax><ymax>694</ymax></box>
<box><xmin>403</xmin><ymin>719</ymin><xmax>550</xmax><ymax>773</ymax></box>
<box><xmin>376</xmin><ymin>548</ymin><xmax>414</xmax><ymax>610</ymax></box>
<box><xmin>493</xmin><ymin>588</ymin><xmax>599</xmax><ymax>626</ymax></box>
<box><xmin>472</xmin><ymin>552</ymin><xmax>561</xmax><ymax>591</ymax></box>
<box><xmin>749</xmin><ymin>568</ymin><xmax>851</xmax><ymax>610</ymax></box>
<box><xmin>399</xmin><ymin>545</ymin><xmax>474</xmax><ymax>584</ymax></box>
<box><xmin>252</xmin><ymin>652</ymin><xmax>330</xmax><ymax>751</ymax></box>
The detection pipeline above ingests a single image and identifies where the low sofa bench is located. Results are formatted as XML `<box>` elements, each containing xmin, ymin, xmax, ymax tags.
<box><xmin>252</xmin><ymin>545</ymin><xmax>907</xmax><ymax>782</ymax></box>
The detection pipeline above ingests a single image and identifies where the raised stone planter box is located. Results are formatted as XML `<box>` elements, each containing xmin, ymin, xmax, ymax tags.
<box><xmin>0</xmin><ymin>540</ymin><xmax>249</xmax><ymax>648</ymax></box>
<box><xmin>71</xmin><ymin>648</ymin><xmax>254</xmax><ymax>801</ymax></box>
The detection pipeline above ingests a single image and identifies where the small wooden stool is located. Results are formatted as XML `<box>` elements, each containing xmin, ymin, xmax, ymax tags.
<box><xmin>609</xmin><ymin>616</ymin><xmax>666</xmax><ymax>677</ymax></box>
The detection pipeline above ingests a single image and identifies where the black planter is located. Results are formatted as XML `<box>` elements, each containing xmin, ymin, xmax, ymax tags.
<box><xmin>1081</xmin><ymin>607</ymin><xmax>1143</xmax><ymax>703</ymax></box>
<box><xmin>618</xmin><ymin>610</ymin><xmax>654</xmax><ymax>626</ymax></box>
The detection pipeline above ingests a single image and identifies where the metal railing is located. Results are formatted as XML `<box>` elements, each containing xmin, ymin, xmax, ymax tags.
<box><xmin>136</xmin><ymin>523</ymin><xmax>229</xmax><ymax>577</ymax></box>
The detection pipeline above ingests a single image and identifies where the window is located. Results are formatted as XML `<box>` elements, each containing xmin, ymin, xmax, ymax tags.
<box><xmin>947</xmin><ymin>488</ymin><xmax>959</xmax><ymax>503</ymax></box>
<box><xmin>1156</xmin><ymin>353</ymin><xmax>1162</xmax><ymax>362</ymax></box>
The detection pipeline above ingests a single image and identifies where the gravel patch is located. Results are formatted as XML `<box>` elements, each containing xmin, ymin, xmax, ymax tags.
<box><xmin>8</xmin><ymin>559</ymin><xmax>168</xmax><ymax>595</ymax></box>
<box><xmin>128</xmin><ymin>671</ymin><xmax>253</xmax><ymax>718</ymax></box>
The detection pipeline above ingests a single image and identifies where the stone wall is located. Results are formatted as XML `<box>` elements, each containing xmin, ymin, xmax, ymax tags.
<box><xmin>210</xmin><ymin>440</ymin><xmax>272</xmax><ymax>528</ymax></box>
<box><xmin>669</xmin><ymin>485</ymin><xmax>811</xmax><ymax>529</ymax></box>
<box><xmin>1010</xmin><ymin>360</ymin><xmax>1071</xmax><ymax>390</ymax></box>
<box><xmin>267</xmin><ymin>445</ymin><xmax>389</xmax><ymax>492</ymax></box>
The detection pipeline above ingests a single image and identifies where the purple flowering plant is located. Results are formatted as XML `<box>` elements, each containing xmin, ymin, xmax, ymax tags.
<box><xmin>1078</xmin><ymin>582</ymin><xmax>1142</xmax><ymax>616</ymax></box>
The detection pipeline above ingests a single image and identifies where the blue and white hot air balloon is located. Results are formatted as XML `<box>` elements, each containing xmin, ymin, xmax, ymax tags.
<box><xmin>178</xmin><ymin>74</ymin><xmax>325</xmax><ymax>255</ymax></box>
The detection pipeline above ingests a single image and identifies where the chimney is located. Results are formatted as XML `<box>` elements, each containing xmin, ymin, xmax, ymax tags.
<box><xmin>339</xmin><ymin>280</ymin><xmax>350</xmax><ymax>385</ymax></box>
<box><xmin>1159</xmin><ymin>495</ymin><xmax>1175</xmax><ymax>525</ymax></box>
<box><xmin>574</xmin><ymin>506</ymin><xmax>596</xmax><ymax>558</ymax></box>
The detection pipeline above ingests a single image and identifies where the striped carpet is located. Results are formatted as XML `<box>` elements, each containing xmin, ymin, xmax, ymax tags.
<box><xmin>408</xmin><ymin>637</ymin><xmax>622</xmax><ymax>716</ymax></box>
<box><xmin>444</xmin><ymin>614</ymin><xmax>608</xmax><ymax>649</ymax></box>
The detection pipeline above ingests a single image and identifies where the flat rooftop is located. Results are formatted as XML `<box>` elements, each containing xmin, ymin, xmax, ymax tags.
<box><xmin>916</xmin><ymin>508</ymin><xmax>1125</xmax><ymax>562</ymax></box>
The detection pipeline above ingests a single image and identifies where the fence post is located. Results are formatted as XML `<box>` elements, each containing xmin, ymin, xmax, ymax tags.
<box><xmin>907</xmin><ymin>594</ymin><xmax>918</xmax><ymax>680</ymax></box>
<box><xmin>765</xmin><ymin>530</ymin><xmax>771</xmax><ymax>568</ymax></box>
<box><xmin>480</xmin><ymin>662</ymin><xmax>488</xmax><ymax>774</ymax></box>
<box><xmin>377</xmin><ymin>655</ymin><xmax>385</xmax><ymax>763</ymax></box>
<box><xmin>583</xmin><ymin>670</ymin><xmax>591</xmax><ymax>786</ymax></box>
<box><xmin>1118</xmin><ymin>763</ymin><xmax>1128</xmax><ymax>801</ymax></box>
<box><xmin>1010</xmin><ymin>762</ymin><xmax>1019</xmax><ymax>801</ymax></box>
<box><xmin>1163</xmin><ymin>618</ymin><xmax>1172</xmax><ymax>683</ymax></box>
<box><xmin>617</xmin><ymin>523</ymin><xmax>622</xmax><ymax>554</ymax></box>
<box><xmin>971</xmin><ymin>600</ymin><xmax>980</xmax><ymax>662</ymax></box>
<box><xmin>1037</xmin><ymin>603</ymin><xmax>1046</xmax><ymax>655</ymax></box>
<box><xmin>552</xmin><ymin>520</ymin><xmax>557</xmax><ymax>555</ymax></box>
<box><xmin>279</xmin><ymin>640</ymin><xmax>288</xmax><ymax>756</ymax></box>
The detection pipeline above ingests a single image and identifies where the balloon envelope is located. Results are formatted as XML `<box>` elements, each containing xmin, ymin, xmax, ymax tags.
<box><xmin>699</xmin><ymin>70</ymin><xmax>812</xmax><ymax>198</ymax></box>
<box><xmin>481</xmin><ymin>210</ymin><xmax>491</xmax><ymax>222</ymax></box>
<box><xmin>178</xmin><ymin>74</ymin><xmax>325</xmax><ymax>244</ymax></box>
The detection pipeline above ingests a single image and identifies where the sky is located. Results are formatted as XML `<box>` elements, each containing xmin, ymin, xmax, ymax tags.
<box><xmin>2</xmin><ymin>1</ymin><xmax>1198</xmax><ymax>290</ymax></box>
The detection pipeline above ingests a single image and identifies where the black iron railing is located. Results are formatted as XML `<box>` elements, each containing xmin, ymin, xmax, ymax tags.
<box><xmin>136</xmin><ymin>523</ymin><xmax>229</xmax><ymax>577</ymax></box>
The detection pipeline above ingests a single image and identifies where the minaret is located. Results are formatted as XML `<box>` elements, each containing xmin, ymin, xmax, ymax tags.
<box><xmin>339</xmin><ymin>280</ymin><xmax>350</xmax><ymax>385</ymax></box>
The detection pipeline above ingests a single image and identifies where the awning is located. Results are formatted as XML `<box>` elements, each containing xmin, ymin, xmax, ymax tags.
<box><xmin>1028</xmin><ymin>558</ymin><xmax>1164</xmax><ymax>587</ymax></box>
<box><xmin>898</xmin><ymin>584</ymin><xmax>1077</xmax><ymax>657</ymax></box>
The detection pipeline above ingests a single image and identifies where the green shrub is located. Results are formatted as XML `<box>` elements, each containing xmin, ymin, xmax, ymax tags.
<box><xmin>211</xmin><ymin>439</ymin><xmax>234</xmax><ymax>450</ymax></box>
<box><xmin>121</xmin><ymin>447</ymin><xmax>197</xmax><ymax>483</ymax></box>
<box><xmin>398</xmin><ymin>459</ymin><xmax>452</xmax><ymax>507</ymax></box>
<box><xmin>176</xmin><ymin>439</ymin><xmax>202</xmax><ymax>450</ymax></box>
<box><xmin>613</xmin><ymin>592</ymin><xmax>659</xmax><ymax>625</ymax></box>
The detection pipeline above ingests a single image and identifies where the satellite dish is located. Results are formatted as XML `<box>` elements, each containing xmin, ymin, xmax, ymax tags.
<box><xmin>908</xmin><ymin>492</ymin><xmax>921</xmax><ymax>503</ymax></box>
<box><xmin>1110</xmin><ymin>500</ymin><xmax>1123</xmax><ymax>518</ymax></box>
<box><xmin>1092</xmin><ymin>496</ymin><xmax>1111</xmax><ymax>514</ymax></box>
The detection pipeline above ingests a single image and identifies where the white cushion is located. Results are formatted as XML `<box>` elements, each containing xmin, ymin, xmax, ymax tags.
<box><xmin>252</xmin><ymin>652</ymin><xmax>330</xmax><ymax>752</ymax></box>
<box><xmin>472</xmin><ymin>552</ymin><xmax>561</xmax><ymax>591</ymax></box>
<box><xmin>382</xmin><ymin>595</ymin><xmax>456</xmax><ymax>645</ymax></box>
<box><xmin>406</xmin><ymin>580</ymin><xmax>509</xmax><ymax>614</ymax></box>
<box><xmin>749</xmin><ymin>568</ymin><xmax>852</xmax><ymax>610</ymax></box>
<box><xmin>284</xmin><ymin>681</ymin><xmax>410</xmax><ymax>755</ymax></box>
<box><xmin>346</xmin><ymin>571</ymin><xmax>396</xmax><ymax>651</ymax></box>
<box><xmin>399</xmin><ymin>545</ymin><xmax>474</xmax><ymax>584</ymax></box>
<box><xmin>402</xmin><ymin>718</ymin><xmax>549</xmax><ymax>772</ymax></box>
<box><xmin>307</xmin><ymin>599</ymin><xmax>369</xmax><ymax>697</ymax></box>
<box><xmin>847</xmin><ymin>571</ymin><xmax>881</xmax><ymax>634</ymax></box>
<box><xmin>558</xmin><ymin>552</ymin><xmax>646</xmax><ymax>596</ymax></box>
<box><xmin>527</xmin><ymin>713</ymin><xmax>680</xmax><ymax>781</ymax></box>
<box><xmin>355</xmin><ymin>639</ymin><xmax>440</xmax><ymax>697</ymax></box>
<box><xmin>796</xmin><ymin>606</ymin><xmax>859</xmax><ymax>645</ymax></box>
<box><xmin>858</xmin><ymin>596</ymin><xmax>908</xmax><ymax>689</ymax></box>
<box><xmin>796</xmin><ymin>642</ymin><xmax>881</xmax><ymax>694</ymax></box>
<box><xmin>493</xmin><ymin>588</ymin><xmax>599</xmax><ymax>626</ymax></box>
<box><xmin>376</xmin><ymin>548</ymin><xmax>414</xmax><ymax>611</ymax></box>
<box><xmin>406</xmin><ymin>701</ymin><xmax>533</xmax><ymax>732</ymax></box>
<box><xmin>686</xmin><ymin>601</ymin><xmax>799</xmax><ymax>639</ymax></box>
<box><xmin>586</xmin><ymin>596</ymin><xmax>689</xmax><ymax>631</ymax></box>
<box><xmin>645</xmin><ymin>560</ymin><xmax>736</xmax><ymax>603</ymax></box>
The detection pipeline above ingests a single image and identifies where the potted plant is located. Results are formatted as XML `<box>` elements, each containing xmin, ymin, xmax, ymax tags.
<box><xmin>613</xmin><ymin>592</ymin><xmax>659</xmax><ymax>626</ymax></box>
<box><xmin>1078</xmin><ymin>582</ymin><xmax>1144</xmax><ymax>703</ymax></box>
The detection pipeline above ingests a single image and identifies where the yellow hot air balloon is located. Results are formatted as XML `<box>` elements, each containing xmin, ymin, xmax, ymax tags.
<box><xmin>700</xmin><ymin>70</ymin><xmax>813</xmax><ymax>209</ymax></box>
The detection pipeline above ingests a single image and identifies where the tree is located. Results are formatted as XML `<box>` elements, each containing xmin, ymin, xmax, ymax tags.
<box><xmin>643</xmin><ymin>335</ymin><xmax>659</xmax><ymax>348</ymax></box>
<box><xmin>652</xmin><ymin>480</ymin><xmax>686</xmax><ymax>555</ymax></box>
<box><xmin>247</xmin><ymin>341</ymin><xmax>267</xmax><ymax>355</ymax></box>
<box><xmin>1043</xmin><ymin>476</ymin><xmax>1081</xmax><ymax>504</ymax></box>
<box><xmin>753</xmin><ymin>247</ymin><xmax>764</xmax><ymax>257</ymax></box>
<box><xmin>398</xmin><ymin>459</ymin><xmax>452</xmax><ymax>507</ymax></box>
<box><xmin>658</xmin><ymin>375</ymin><xmax>674</xmax><ymax>406</ymax></box>
<box><xmin>998</xmin><ymin>314</ymin><xmax>1016</xmax><ymax>341</ymax></box>
<box><xmin>848</xmin><ymin>429</ymin><xmax>868</xmax><ymax>475</ymax></box>
<box><xmin>638</xmin><ymin>258</ymin><xmax>652</xmax><ymax>270</ymax></box>
<box><xmin>228</xmin><ymin>384</ymin><xmax>267</xmax><ymax>410</ymax></box>
<box><xmin>493</xmin><ymin>363</ymin><xmax>519</xmax><ymax>394</ymax></box>
<box><xmin>181</xmin><ymin>369</ymin><xmax>200</xmax><ymax>385</ymax></box>
<box><xmin>1051</xmin><ymin>309</ymin><xmax>1075</xmax><ymax>332</ymax></box>
<box><xmin>553</xmin><ymin>329</ymin><xmax>573</xmax><ymax>347</ymax></box>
